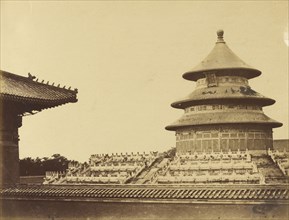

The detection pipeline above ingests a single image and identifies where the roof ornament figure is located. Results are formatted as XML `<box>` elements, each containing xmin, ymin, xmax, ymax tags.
<box><xmin>27</xmin><ymin>72</ymin><xmax>36</xmax><ymax>80</ymax></box>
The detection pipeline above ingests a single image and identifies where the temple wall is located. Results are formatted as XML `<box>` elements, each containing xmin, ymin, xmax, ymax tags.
<box><xmin>195</xmin><ymin>75</ymin><xmax>249</xmax><ymax>89</ymax></box>
<box><xmin>184</xmin><ymin>104</ymin><xmax>262</xmax><ymax>114</ymax></box>
<box><xmin>176</xmin><ymin>125</ymin><xmax>273</xmax><ymax>154</ymax></box>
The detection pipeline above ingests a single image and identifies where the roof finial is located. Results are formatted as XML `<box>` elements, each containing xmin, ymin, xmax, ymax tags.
<box><xmin>217</xmin><ymin>29</ymin><xmax>224</xmax><ymax>42</ymax></box>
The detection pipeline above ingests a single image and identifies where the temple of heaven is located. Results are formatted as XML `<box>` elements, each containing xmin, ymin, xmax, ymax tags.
<box><xmin>0</xmin><ymin>31</ymin><xmax>288</xmax><ymax>219</ymax></box>
<box><xmin>166</xmin><ymin>30</ymin><xmax>282</xmax><ymax>155</ymax></box>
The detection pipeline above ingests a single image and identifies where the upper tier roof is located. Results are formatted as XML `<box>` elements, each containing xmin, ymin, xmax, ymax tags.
<box><xmin>0</xmin><ymin>70</ymin><xmax>78</xmax><ymax>113</ymax></box>
<box><xmin>183</xmin><ymin>30</ymin><xmax>261</xmax><ymax>81</ymax></box>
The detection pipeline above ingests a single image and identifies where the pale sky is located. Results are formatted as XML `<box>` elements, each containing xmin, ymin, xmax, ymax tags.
<box><xmin>1</xmin><ymin>1</ymin><xmax>288</xmax><ymax>162</ymax></box>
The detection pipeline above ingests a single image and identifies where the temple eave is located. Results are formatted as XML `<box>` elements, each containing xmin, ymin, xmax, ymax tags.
<box><xmin>183</xmin><ymin>67</ymin><xmax>261</xmax><ymax>81</ymax></box>
<box><xmin>166</xmin><ymin>121</ymin><xmax>283</xmax><ymax>131</ymax></box>
<box><xmin>1</xmin><ymin>96</ymin><xmax>78</xmax><ymax>113</ymax></box>
<box><xmin>171</xmin><ymin>97</ymin><xmax>275</xmax><ymax>109</ymax></box>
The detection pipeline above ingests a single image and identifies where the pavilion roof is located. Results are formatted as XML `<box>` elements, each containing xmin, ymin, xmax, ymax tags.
<box><xmin>183</xmin><ymin>30</ymin><xmax>261</xmax><ymax>81</ymax></box>
<box><xmin>0</xmin><ymin>70</ymin><xmax>78</xmax><ymax>113</ymax></box>
<box><xmin>166</xmin><ymin>112</ymin><xmax>282</xmax><ymax>131</ymax></box>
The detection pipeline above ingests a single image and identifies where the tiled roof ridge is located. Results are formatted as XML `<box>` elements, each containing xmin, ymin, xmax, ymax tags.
<box><xmin>1</xmin><ymin>185</ymin><xmax>288</xmax><ymax>202</ymax></box>
<box><xmin>0</xmin><ymin>70</ymin><xmax>78</xmax><ymax>95</ymax></box>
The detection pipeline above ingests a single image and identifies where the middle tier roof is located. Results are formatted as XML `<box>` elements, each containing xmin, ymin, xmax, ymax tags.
<box><xmin>171</xmin><ymin>85</ymin><xmax>275</xmax><ymax>109</ymax></box>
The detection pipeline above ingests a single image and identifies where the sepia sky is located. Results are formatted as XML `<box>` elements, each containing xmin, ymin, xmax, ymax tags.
<box><xmin>1</xmin><ymin>1</ymin><xmax>288</xmax><ymax>162</ymax></box>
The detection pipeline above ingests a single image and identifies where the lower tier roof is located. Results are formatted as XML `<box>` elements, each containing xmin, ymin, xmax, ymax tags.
<box><xmin>166</xmin><ymin>112</ymin><xmax>282</xmax><ymax>131</ymax></box>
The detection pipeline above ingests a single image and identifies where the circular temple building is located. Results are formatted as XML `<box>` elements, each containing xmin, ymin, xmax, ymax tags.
<box><xmin>166</xmin><ymin>30</ymin><xmax>282</xmax><ymax>155</ymax></box>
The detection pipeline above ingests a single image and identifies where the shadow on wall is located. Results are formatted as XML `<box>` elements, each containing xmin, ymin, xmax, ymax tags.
<box><xmin>1</xmin><ymin>200</ymin><xmax>288</xmax><ymax>220</ymax></box>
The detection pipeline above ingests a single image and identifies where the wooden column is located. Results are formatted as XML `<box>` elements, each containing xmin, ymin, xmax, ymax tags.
<box><xmin>0</xmin><ymin>106</ymin><xmax>21</xmax><ymax>187</ymax></box>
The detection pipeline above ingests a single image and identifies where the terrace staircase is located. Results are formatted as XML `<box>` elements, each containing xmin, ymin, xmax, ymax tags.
<box><xmin>129</xmin><ymin>156</ymin><xmax>165</xmax><ymax>184</ymax></box>
<box><xmin>252</xmin><ymin>155</ymin><xmax>288</xmax><ymax>184</ymax></box>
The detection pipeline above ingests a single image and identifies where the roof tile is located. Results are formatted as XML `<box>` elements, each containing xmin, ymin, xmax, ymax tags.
<box><xmin>1</xmin><ymin>185</ymin><xmax>288</xmax><ymax>202</ymax></box>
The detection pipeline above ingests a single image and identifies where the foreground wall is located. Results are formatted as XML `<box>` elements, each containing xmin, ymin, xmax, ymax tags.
<box><xmin>1</xmin><ymin>199</ymin><xmax>288</xmax><ymax>220</ymax></box>
<box><xmin>1</xmin><ymin>184</ymin><xmax>288</xmax><ymax>220</ymax></box>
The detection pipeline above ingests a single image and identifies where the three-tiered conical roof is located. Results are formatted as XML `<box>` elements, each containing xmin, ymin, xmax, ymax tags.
<box><xmin>166</xmin><ymin>30</ymin><xmax>282</xmax><ymax>131</ymax></box>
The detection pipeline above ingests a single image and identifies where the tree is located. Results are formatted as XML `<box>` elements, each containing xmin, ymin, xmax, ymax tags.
<box><xmin>19</xmin><ymin>154</ymin><xmax>78</xmax><ymax>176</ymax></box>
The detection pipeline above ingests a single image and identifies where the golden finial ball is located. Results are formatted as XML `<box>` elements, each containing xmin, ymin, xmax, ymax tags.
<box><xmin>217</xmin><ymin>29</ymin><xmax>224</xmax><ymax>38</ymax></box>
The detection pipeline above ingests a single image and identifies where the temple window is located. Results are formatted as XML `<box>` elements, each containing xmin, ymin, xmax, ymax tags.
<box><xmin>248</xmin><ymin>133</ymin><xmax>254</xmax><ymax>139</ymax></box>
<box><xmin>230</xmin><ymin>133</ymin><xmax>237</xmax><ymax>138</ymax></box>
<box><xmin>205</xmin><ymin>73</ymin><xmax>217</xmax><ymax>87</ymax></box>
<box><xmin>187</xmin><ymin>104</ymin><xmax>262</xmax><ymax>113</ymax></box>
<box><xmin>252</xmin><ymin>106</ymin><xmax>260</xmax><ymax>110</ymax></box>
<box><xmin>203</xmin><ymin>133</ymin><xmax>210</xmax><ymax>138</ymax></box>
<box><xmin>222</xmin><ymin>133</ymin><xmax>229</xmax><ymax>138</ymax></box>
<box><xmin>238</xmin><ymin>133</ymin><xmax>245</xmax><ymax>138</ymax></box>
<box><xmin>211</xmin><ymin>133</ymin><xmax>218</xmax><ymax>138</ymax></box>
